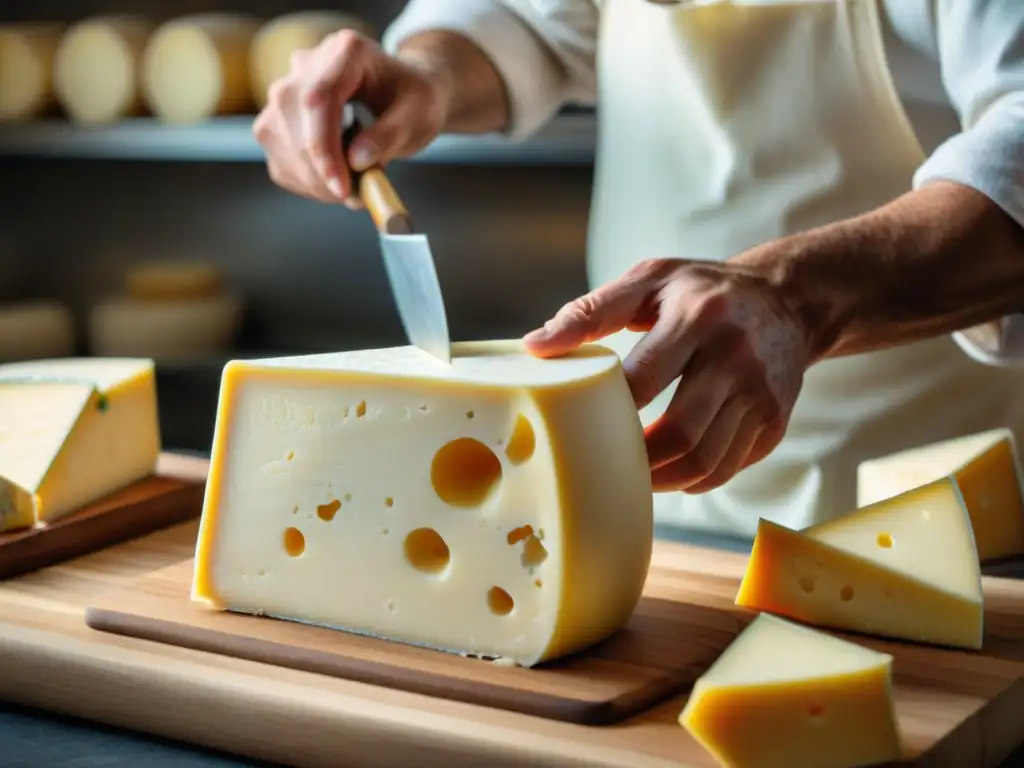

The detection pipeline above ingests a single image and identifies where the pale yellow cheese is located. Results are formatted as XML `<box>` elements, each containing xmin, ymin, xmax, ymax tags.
<box><xmin>0</xmin><ymin>357</ymin><xmax>161</xmax><ymax>531</ymax></box>
<box><xmin>125</xmin><ymin>261</ymin><xmax>224</xmax><ymax>301</ymax></box>
<box><xmin>193</xmin><ymin>341</ymin><xmax>654</xmax><ymax>667</ymax></box>
<box><xmin>0</xmin><ymin>301</ymin><xmax>75</xmax><ymax>362</ymax></box>
<box><xmin>737</xmin><ymin>478</ymin><xmax>984</xmax><ymax>649</ymax></box>
<box><xmin>680</xmin><ymin>614</ymin><xmax>902</xmax><ymax>768</ymax></box>
<box><xmin>857</xmin><ymin>428</ymin><xmax>1024</xmax><ymax>561</ymax></box>
<box><xmin>0</xmin><ymin>24</ymin><xmax>64</xmax><ymax>122</ymax></box>
<box><xmin>249</xmin><ymin>12</ymin><xmax>376</xmax><ymax>107</ymax></box>
<box><xmin>142</xmin><ymin>13</ymin><xmax>260</xmax><ymax>124</ymax></box>
<box><xmin>53</xmin><ymin>15</ymin><xmax>153</xmax><ymax>125</ymax></box>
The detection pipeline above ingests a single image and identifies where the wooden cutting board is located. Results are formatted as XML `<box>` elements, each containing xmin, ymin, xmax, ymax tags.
<box><xmin>86</xmin><ymin>543</ymin><xmax>1024</xmax><ymax>746</ymax></box>
<box><xmin>0</xmin><ymin>453</ymin><xmax>207</xmax><ymax>580</ymax></box>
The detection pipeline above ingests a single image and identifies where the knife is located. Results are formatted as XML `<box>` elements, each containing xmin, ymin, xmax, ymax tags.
<box><xmin>342</xmin><ymin>103</ymin><xmax>452</xmax><ymax>364</ymax></box>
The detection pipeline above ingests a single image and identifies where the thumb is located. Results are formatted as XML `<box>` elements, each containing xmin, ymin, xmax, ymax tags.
<box><xmin>348</xmin><ymin>98</ymin><xmax>423</xmax><ymax>171</ymax></box>
<box><xmin>523</xmin><ymin>279</ymin><xmax>653</xmax><ymax>358</ymax></box>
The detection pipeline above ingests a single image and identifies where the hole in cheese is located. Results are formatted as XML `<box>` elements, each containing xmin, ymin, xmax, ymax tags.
<box><xmin>506</xmin><ymin>525</ymin><xmax>534</xmax><ymax>545</ymax></box>
<box><xmin>522</xmin><ymin>535</ymin><xmax>548</xmax><ymax>567</ymax></box>
<box><xmin>286</xmin><ymin>451</ymin><xmax>294</xmax><ymax>461</ymax></box>
<box><xmin>317</xmin><ymin>499</ymin><xmax>341</xmax><ymax>522</ymax></box>
<box><xmin>431</xmin><ymin>437</ymin><xmax>502</xmax><ymax>507</ymax></box>
<box><xmin>876</xmin><ymin>532</ymin><xmax>893</xmax><ymax>549</ymax></box>
<box><xmin>808</xmin><ymin>703</ymin><xmax>825</xmax><ymax>718</ymax></box>
<box><xmin>504</xmin><ymin>414</ymin><xmax>536</xmax><ymax>465</ymax></box>
<box><xmin>839</xmin><ymin>586</ymin><xmax>854</xmax><ymax>602</ymax></box>
<box><xmin>385</xmin><ymin>497</ymin><xmax>394</xmax><ymax>508</ymax></box>
<box><xmin>798</xmin><ymin>575</ymin><xmax>816</xmax><ymax>593</ymax></box>
<box><xmin>355</xmin><ymin>400</ymin><xmax>367</xmax><ymax>418</ymax></box>
<box><xmin>534</xmin><ymin>579</ymin><xmax>543</xmax><ymax>588</ymax></box>
<box><xmin>404</xmin><ymin>527</ymin><xmax>450</xmax><ymax>574</ymax></box>
<box><xmin>487</xmin><ymin>586</ymin><xmax>514</xmax><ymax>616</ymax></box>
<box><xmin>283</xmin><ymin>527</ymin><xmax>305</xmax><ymax>557</ymax></box>
<box><xmin>466</xmin><ymin>410</ymin><xmax>474</xmax><ymax>419</ymax></box>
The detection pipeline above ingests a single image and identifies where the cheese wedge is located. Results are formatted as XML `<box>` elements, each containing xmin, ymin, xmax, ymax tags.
<box><xmin>0</xmin><ymin>358</ymin><xmax>161</xmax><ymax>531</ymax></box>
<box><xmin>249</xmin><ymin>12</ymin><xmax>376</xmax><ymax>107</ymax></box>
<box><xmin>857</xmin><ymin>428</ymin><xmax>1024</xmax><ymax>561</ymax></box>
<box><xmin>54</xmin><ymin>15</ymin><xmax>153</xmax><ymax>125</ymax></box>
<box><xmin>680</xmin><ymin>614</ymin><xmax>902</xmax><ymax>768</ymax></box>
<box><xmin>736</xmin><ymin>477</ymin><xmax>983</xmax><ymax>648</ymax></box>
<box><xmin>142</xmin><ymin>13</ymin><xmax>260</xmax><ymax>124</ymax></box>
<box><xmin>0</xmin><ymin>23</ymin><xmax>63</xmax><ymax>122</ymax></box>
<box><xmin>192</xmin><ymin>341</ymin><xmax>654</xmax><ymax>666</ymax></box>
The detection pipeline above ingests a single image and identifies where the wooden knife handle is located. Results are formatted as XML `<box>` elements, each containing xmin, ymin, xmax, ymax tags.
<box><xmin>342</xmin><ymin>106</ymin><xmax>414</xmax><ymax>235</ymax></box>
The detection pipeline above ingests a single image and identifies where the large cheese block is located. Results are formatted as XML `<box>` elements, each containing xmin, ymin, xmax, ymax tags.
<box><xmin>53</xmin><ymin>16</ymin><xmax>153</xmax><ymax>125</ymax></box>
<box><xmin>249</xmin><ymin>12</ymin><xmax>376</xmax><ymax>108</ymax></box>
<box><xmin>0</xmin><ymin>24</ymin><xmax>64</xmax><ymax>122</ymax></box>
<box><xmin>142</xmin><ymin>13</ymin><xmax>260</xmax><ymax>124</ymax></box>
<box><xmin>0</xmin><ymin>358</ymin><xmax>161</xmax><ymax>532</ymax></box>
<box><xmin>0</xmin><ymin>301</ymin><xmax>76</xmax><ymax>362</ymax></box>
<box><xmin>125</xmin><ymin>261</ymin><xmax>224</xmax><ymax>301</ymax></box>
<box><xmin>857</xmin><ymin>428</ymin><xmax>1024</xmax><ymax>561</ymax></box>
<box><xmin>192</xmin><ymin>341</ymin><xmax>654</xmax><ymax>667</ymax></box>
<box><xmin>680</xmin><ymin>613</ymin><xmax>901</xmax><ymax>768</ymax></box>
<box><xmin>736</xmin><ymin>477</ymin><xmax>983</xmax><ymax>649</ymax></box>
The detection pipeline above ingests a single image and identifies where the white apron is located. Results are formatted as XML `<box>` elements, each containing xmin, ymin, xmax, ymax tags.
<box><xmin>587</xmin><ymin>0</ymin><xmax>1024</xmax><ymax>537</ymax></box>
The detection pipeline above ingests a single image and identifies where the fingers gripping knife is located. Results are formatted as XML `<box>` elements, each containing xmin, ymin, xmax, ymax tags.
<box><xmin>342</xmin><ymin>103</ymin><xmax>452</xmax><ymax>364</ymax></box>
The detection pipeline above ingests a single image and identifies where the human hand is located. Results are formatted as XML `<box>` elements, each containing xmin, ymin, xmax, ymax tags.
<box><xmin>252</xmin><ymin>31</ymin><xmax>450</xmax><ymax>207</ymax></box>
<box><xmin>524</xmin><ymin>259</ymin><xmax>811</xmax><ymax>493</ymax></box>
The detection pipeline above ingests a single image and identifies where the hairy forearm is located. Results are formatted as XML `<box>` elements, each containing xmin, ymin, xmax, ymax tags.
<box><xmin>396</xmin><ymin>31</ymin><xmax>510</xmax><ymax>134</ymax></box>
<box><xmin>738</xmin><ymin>181</ymin><xmax>1024</xmax><ymax>362</ymax></box>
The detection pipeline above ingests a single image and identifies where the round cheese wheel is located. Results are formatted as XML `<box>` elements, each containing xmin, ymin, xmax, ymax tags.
<box><xmin>141</xmin><ymin>13</ymin><xmax>260</xmax><ymax>124</ymax></box>
<box><xmin>249</xmin><ymin>11</ymin><xmax>376</xmax><ymax>108</ymax></box>
<box><xmin>88</xmin><ymin>294</ymin><xmax>243</xmax><ymax>362</ymax></box>
<box><xmin>125</xmin><ymin>261</ymin><xmax>224</xmax><ymax>301</ymax></box>
<box><xmin>0</xmin><ymin>24</ymin><xmax>64</xmax><ymax>122</ymax></box>
<box><xmin>0</xmin><ymin>301</ymin><xmax>76</xmax><ymax>362</ymax></box>
<box><xmin>53</xmin><ymin>16</ymin><xmax>153</xmax><ymax>126</ymax></box>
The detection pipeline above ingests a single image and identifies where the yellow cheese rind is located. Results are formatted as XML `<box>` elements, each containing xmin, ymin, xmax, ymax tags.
<box><xmin>249</xmin><ymin>12</ymin><xmax>376</xmax><ymax>107</ymax></box>
<box><xmin>193</xmin><ymin>341</ymin><xmax>654</xmax><ymax>667</ymax></box>
<box><xmin>53</xmin><ymin>15</ymin><xmax>153</xmax><ymax>125</ymax></box>
<box><xmin>0</xmin><ymin>357</ymin><xmax>161</xmax><ymax>527</ymax></box>
<box><xmin>857</xmin><ymin>428</ymin><xmax>1024</xmax><ymax>561</ymax></box>
<box><xmin>680</xmin><ymin>614</ymin><xmax>901</xmax><ymax>768</ymax></box>
<box><xmin>142</xmin><ymin>13</ymin><xmax>260</xmax><ymax>124</ymax></box>
<box><xmin>0</xmin><ymin>24</ymin><xmax>64</xmax><ymax>122</ymax></box>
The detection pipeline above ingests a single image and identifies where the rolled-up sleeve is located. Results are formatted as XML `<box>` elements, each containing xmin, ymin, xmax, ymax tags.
<box><xmin>911</xmin><ymin>0</ymin><xmax>1024</xmax><ymax>365</ymax></box>
<box><xmin>382</xmin><ymin>0</ymin><xmax>599</xmax><ymax>140</ymax></box>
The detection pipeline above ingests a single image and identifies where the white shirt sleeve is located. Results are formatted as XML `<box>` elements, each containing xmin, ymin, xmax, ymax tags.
<box><xmin>911</xmin><ymin>0</ymin><xmax>1024</xmax><ymax>366</ymax></box>
<box><xmin>381</xmin><ymin>0</ymin><xmax>599</xmax><ymax>140</ymax></box>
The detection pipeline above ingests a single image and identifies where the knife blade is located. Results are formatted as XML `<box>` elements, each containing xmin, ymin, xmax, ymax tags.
<box><xmin>342</xmin><ymin>103</ymin><xmax>452</xmax><ymax>364</ymax></box>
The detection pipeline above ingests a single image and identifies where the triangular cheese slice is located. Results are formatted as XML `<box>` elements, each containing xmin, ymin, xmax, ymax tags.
<box><xmin>680</xmin><ymin>614</ymin><xmax>902</xmax><ymax>768</ymax></box>
<box><xmin>857</xmin><ymin>428</ymin><xmax>1024</xmax><ymax>561</ymax></box>
<box><xmin>737</xmin><ymin>480</ymin><xmax>983</xmax><ymax>649</ymax></box>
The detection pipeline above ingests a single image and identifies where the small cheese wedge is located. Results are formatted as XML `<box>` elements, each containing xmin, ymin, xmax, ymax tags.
<box><xmin>0</xmin><ymin>358</ymin><xmax>161</xmax><ymax>531</ymax></box>
<box><xmin>125</xmin><ymin>261</ymin><xmax>224</xmax><ymax>301</ymax></box>
<box><xmin>0</xmin><ymin>301</ymin><xmax>75</xmax><ymax>361</ymax></box>
<box><xmin>142</xmin><ymin>13</ymin><xmax>260</xmax><ymax>124</ymax></box>
<box><xmin>53</xmin><ymin>16</ymin><xmax>153</xmax><ymax>125</ymax></box>
<box><xmin>249</xmin><ymin>12</ymin><xmax>376</xmax><ymax>107</ymax></box>
<box><xmin>736</xmin><ymin>478</ymin><xmax>984</xmax><ymax>649</ymax></box>
<box><xmin>193</xmin><ymin>341</ymin><xmax>654</xmax><ymax>667</ymax></box>
<box><xmin>680</xmin><ymin>614</ymin><xmax>902</xmax><ymax>768</ymax></box>
<box><xmin>857</xmin><ymin>428</ymin><xmax>1024</xmax><ymax>561</ymax></box>
<box><xmin>0</xmin><ymin>23</ymin><xmax>64</xmax><ymax>122</ymax></box>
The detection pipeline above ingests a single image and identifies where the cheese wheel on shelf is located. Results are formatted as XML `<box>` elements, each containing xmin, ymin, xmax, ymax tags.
<box><xmin>53</xmin><ymin>15</ymin><xmax>153</xmax><ymax>126</ymax></box>
<box><xmin>125</xmin><ymin>261</ymin><xmax>224</xmax><ymax>301</ymax></box>
<box><xmin>249</xmin><ymin>11</ymin><xmax>376</xmax><ymax>107</ymax></box>
<box><xmin>142</xmin><ymin>13</ymin><xmax>260</xmax><ymax>124</ymax></box>
<box><xmin>87</xmin><ymin>293</ymin><xmax>242</xmax><ymax>362</ymax></box>
<box><xmin>0</xmin><ymin>301</ymin><xmax>76</xmax><ymax>362</ymax></box>
<box><xmin>192</xmin><ymin>341</ymin><xmax>654</xmax><ymax>667</ymax></box>
<box><xmin>0</xmin><ymin>24</ymin><xmax>64</xmax><ymax>122</ymax></box>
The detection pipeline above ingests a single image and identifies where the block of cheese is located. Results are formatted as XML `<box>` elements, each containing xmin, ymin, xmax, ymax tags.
<box><xmin>249</xmin><ymin>12</ymin><xmax>376</xmax><ymax>107</ymax></box>
<box><xmin>736</xmin><ymin>478</ymin><xmax>984</xmax><ymax>649</ymax></box>
<box><xmin>0</xmin><ymin>24</ymin><xmax>64</xmax><ymax>122</ymax></box>
<box><xmin>0</xmin><ymin>301</ymin><xmax>75</xmax><ymax>362</ymax></box>
<box><xmin>142</xmin><ymin>13</ymin><xmax>260</xmax><ymax>124</ymax></box>
<box><xmin>192</xmin><ymin>341</ymin><xmax>654</xmax><ymax>667</ymax></box>
<box><xmin>53</xmin><ymin>16</ymin><xmax>153</xmax><ymax>125</ymax></box>
<box><xmin>0</xmin><ymin>358</ymin><xmax>161</xmax><ymax>532</ymax></box>
<box><xmin>125</xmin><ymin>261</ymin><xmax>224</xmax><ymax>301</ymax></box>
<box><xmin>857</xmin><ymin>428</ymin><xmax>1024</xmax><ymax>561</ymax></box>
<box><xmin>87</xmin><ymin>293</ymin><xmax>242</xmax><ymax>362</ymax></box>
<box><xmin>680</xmin><ymin>613</ymin><xmax>901</xmax><ymax>768</ymax></box>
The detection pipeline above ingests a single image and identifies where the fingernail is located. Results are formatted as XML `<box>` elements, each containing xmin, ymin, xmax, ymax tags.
<box><xmin>350</xmin><ymin>145</ymin><xmax>374</xmax><ymax>171</ymax></box>
<box><xmin>343</xmin><ymin>197</ymin><xmax>363</xmax><ymax>210</ymax></box>
<box><xmin>523</xmin><ymin>328</ymin><xmax>548</xmax><ymax>345</ymax></box>
<box><xmin>326</xmin><ymin>178</ymin><xmax>343</xmax><ymax>199</ymax></box>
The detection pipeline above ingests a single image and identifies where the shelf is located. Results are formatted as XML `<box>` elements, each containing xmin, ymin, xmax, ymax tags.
<box><xmin>0</xmin><ymin>113</ymin><xmax>597</xmax><ymax>165</ymax></box>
